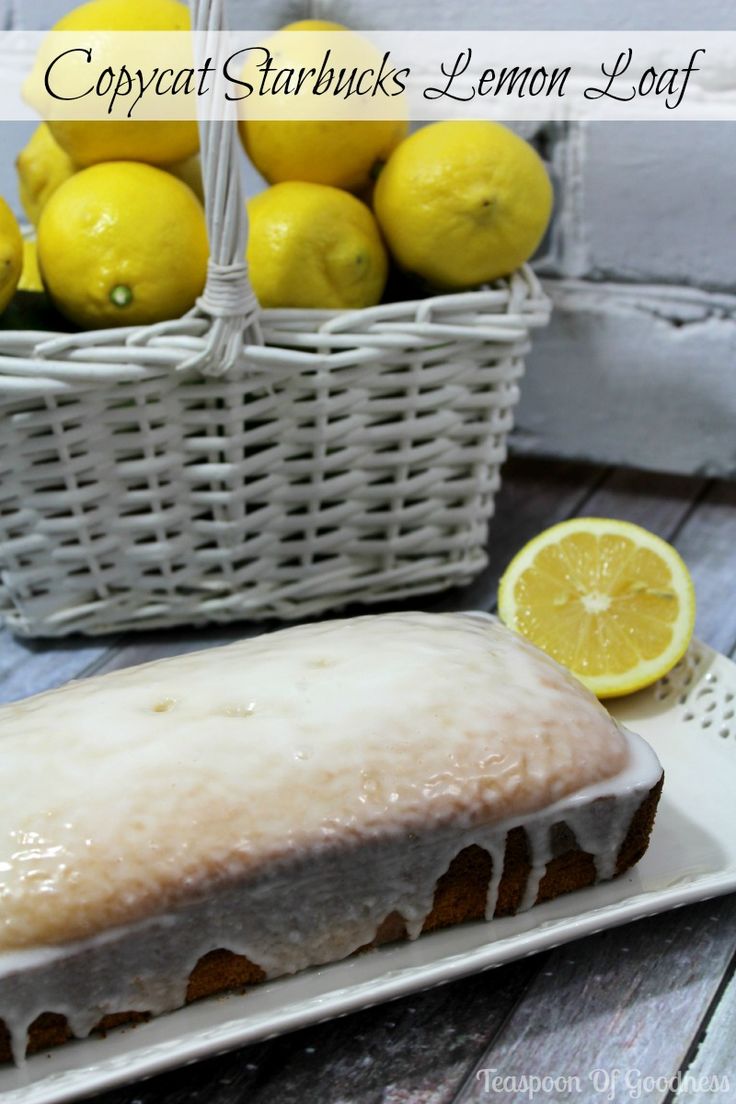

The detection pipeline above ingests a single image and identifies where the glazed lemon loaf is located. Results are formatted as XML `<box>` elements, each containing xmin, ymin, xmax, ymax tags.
<box><xmin>0</xmin><ymin>612</ymin><xmax>663</xmax><ymax>1062</ymax></box>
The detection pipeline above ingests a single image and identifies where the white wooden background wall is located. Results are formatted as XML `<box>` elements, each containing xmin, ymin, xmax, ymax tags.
<box><xmin>3</xmin><ymin>0</ymin><xmax>735</xmax><ymax>477</ymax></box>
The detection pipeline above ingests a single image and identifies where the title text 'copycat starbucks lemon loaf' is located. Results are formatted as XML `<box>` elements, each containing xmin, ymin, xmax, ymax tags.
<box><xmin>0</xmin><ymin>613</ymin><xmax>662</xmax><ymax>1062</ymax></box>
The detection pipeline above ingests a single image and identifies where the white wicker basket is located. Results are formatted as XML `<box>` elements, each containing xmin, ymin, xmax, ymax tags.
<box><xmin>0</xmin><ymin>0</ymin><xmax>550</xmax><ymax>638</ymax></box>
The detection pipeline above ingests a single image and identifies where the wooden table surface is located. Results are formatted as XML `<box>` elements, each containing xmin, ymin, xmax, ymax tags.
<box><xmin>3</xmin><ymin>456</ymin><xmax>736</xmax><ymax>1104</ymax></box>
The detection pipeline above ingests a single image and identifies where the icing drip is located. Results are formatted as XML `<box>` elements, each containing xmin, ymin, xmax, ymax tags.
<box><xmin>483</xmin><ymin>836</ymin><xmax>508</xmax><ymax>921</ymax></box>
<box><xmin>567</xmin><ymin>795</ymin><xmax>645</xmax><ymax>882</ymax></box>
<box><xmin>0</xmin><ymin>726</ymin><xmax>661</xmax><ymax>1065</ymax></box>
<box><xmin>519</xmin><ymin>822</ymin><xmax>552</xmax><ymax>912</ymax></box>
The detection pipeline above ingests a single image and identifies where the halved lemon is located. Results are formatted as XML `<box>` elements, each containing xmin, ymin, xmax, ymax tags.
<box><xmin>497</xmin><ymin>517</ymin><xmax>696</xmax><ymax>698</ymax></box>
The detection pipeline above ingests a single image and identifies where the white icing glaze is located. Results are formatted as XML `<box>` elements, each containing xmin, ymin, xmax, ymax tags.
<box><xmin>0</xmin><ymin>612</ymin><xmax>663</xmax><ymax>1063</ymax></box>
<box><xmin>0</xmin><ymin>611</ymin><xmax>630</xmax><ymax>952</ymax></box>
<box><xmin>519</xmin><ymin>821</ymin><xmax>552</xmax><ymax>913</ymax></box>
<box><xmin>0</xmin><ymin>726</ymin><xmax>661</xmax><ymax>1065</ymax></box>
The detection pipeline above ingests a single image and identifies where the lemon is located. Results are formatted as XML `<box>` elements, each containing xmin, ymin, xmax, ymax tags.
<box><xmin>19</xmin><ymin>239</ymin><xmax>44</xmax><ymax>293</ymax></box>
<box><xmin>239</xmin><ymin>20</ymin><xmax>407</xmax><ymax>193</ymax></box>
<box><xmin>0</xmin><ymin>199</ymin><xmax>23</xmax><ymax>313</ymax></box>
<box><xmin>53</xmin><ymin>0</ymin><xmax>189</xmax><ymax>31</ymax></box>
<box><xmin>498</xmin><ymin>518</ymin><xmax>696</xmax><ymax>699</ymax></box>
<box><xmin>38</xmin><ymin>162</ymin><xmax>209</xmax><ymax>329</ymax></box>
<box><xmin>17</xmin><ymin>124</ymin><xmax>207</xmax><ymax>226</ymax></box>
<box><xmin>41</xmin><ymin>0</ymin><xmax>198</xmax><ymax>167</ymax></box>
<box><xmin>373</xmin><ymin>121</ymin><xmax>553</xmax><ymax>289</ymax></box>
<box><xmin>168</xmin><ymin>154</ymin><xmax>205</xmax><ymax>204</ymax></box>
<box><xmin>17</xmin><ymin>125</ymin><xmax>205</xmax><ymax>226</ymax></box>
<box><xmin>16</xmin><ymin>125</ymin><xmax>76</xmax><ymax>226</ymax></box>
<box><xmin>247</xmin><ymin>182</ymin><xmax>387</xmax><ymax>310</ymax></box>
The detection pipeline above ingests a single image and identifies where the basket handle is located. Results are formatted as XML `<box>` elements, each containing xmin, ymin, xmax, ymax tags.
<box><xmin>183</xmin><ymin>0</ymin><xmax>262</xmax><ymax>376</ymax></box>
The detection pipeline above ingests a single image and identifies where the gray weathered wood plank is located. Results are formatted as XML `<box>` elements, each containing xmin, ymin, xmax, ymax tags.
<box><xmin>447</xmin><ymin>463</ymin><xmax>705</xmax><ymax>620</ymax></box>
<box><xmin>668</xmin><ymin>481</ymin><xmax>736</xmax><ymax>655</ymax></box>
<box><xmin>428</xmin><ymin>457</ymin><xmax>606</xmax><ymax>615</ymax></box>
<box><xmin>579</xmin><ymin>468</ymin><xmax>707</xmax><ymax>538</ymax></box>
<box><xmin>675</xmin><ymin>957</ymin><xmax>736</xmax><ymax>1102</ymax></box>
<box><xmin>452</xmin><ymin>896</ymin><xmax>736</xmax><ymax>1104</ymax></box>
<box><xmin>0</xmin><ymin>631</ymin><xmax>117</xmax><ymax>704</ymax></box>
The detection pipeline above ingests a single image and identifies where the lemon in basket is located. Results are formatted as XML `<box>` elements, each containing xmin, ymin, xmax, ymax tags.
<box><xmin>32</xmin><ymin>0</ymin><xmax>199</xmax><ymax>168</ymax></box>
<box><xmin>168</xmin><ymin>154</ymin><xmax>205</xmax><ymax>204</ymax></box>
<box><xmin>498</xmin><ymin>518</ymin><xmax>696</xmax><ymax>699</ymax></box>
<box><xmin>239</xmin><ymin>21</ymin><xmax>408</xmax><ymax>193</ymax></box>
<box><xmin>0</xmin><ymin>198</ymin><xmax>23</xmax><ymax>313</ymax></box>
<box><xmin>37</xmin><ymin>161</ymin><xmax>209</xmax><ymax>329</ymax></box>
<box><xmin>373</xmin><ymin>121</ymin><xmax>553</xmax><ymax>289</ymax></box>
<box><xmin>17</xmin><ymin>125</ymin><xmax>206</xmax><ymax>226</ymax></box>
<box><xmin>247</xmin><ymin>182</ymin><xmax>388</xmax><ymax>310</ymax></box>
<box><xmin>16</xmin><ymin>125</ymin><xmax>76</xmax><ymax>226</ymax></box>
<box><xmin>19</xmin><ymin>239</ymin><xmax>44</xmax><ymax>294</ymax></box>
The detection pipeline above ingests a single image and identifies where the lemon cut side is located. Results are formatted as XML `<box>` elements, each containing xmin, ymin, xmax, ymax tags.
<box><xmin>498</xmin><ymin>518</ymin><xmax>696</xmax><ymax>698</ymax></box>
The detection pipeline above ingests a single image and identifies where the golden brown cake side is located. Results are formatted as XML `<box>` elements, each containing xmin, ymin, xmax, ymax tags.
<box><xmin>0</xmin><ymin>776</ymin><xmax>662</xmax><ymax>1064</ymax></box>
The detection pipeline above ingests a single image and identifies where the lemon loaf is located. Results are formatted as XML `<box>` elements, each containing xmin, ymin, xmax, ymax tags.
<box><xmin>0</xmin><ymin>612</ymin><xmax>663</xmax><ymax>1062</ymax></box>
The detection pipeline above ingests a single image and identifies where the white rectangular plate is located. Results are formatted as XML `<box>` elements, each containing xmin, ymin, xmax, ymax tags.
<box><xmin>3</xmin><ymin>636</ymin><xmax>736</xmax><ymax>1104</ymax></box>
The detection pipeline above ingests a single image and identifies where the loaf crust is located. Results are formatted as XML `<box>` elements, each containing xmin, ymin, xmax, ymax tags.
<box><xmin>0</xmin><ymin>776</ymin><xmax>662</xmax><ymax>1063</ymax></box>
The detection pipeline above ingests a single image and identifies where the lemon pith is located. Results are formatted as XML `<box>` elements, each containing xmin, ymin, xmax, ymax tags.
<box><xmin>497</xmin><ymin>518</ymin><xmax>696</xmax><ymax>698</ymax></box>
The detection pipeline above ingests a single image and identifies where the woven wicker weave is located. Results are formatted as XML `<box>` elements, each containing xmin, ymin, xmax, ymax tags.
<box><xmin>0</xmin><ymin>0</ymin><xmax>550</xmax><ymax>637</ymax></box>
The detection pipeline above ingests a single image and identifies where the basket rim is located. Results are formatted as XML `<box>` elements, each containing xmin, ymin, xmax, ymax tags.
<box><xmin>0</xmin><ymin>268</ymin><xmax>550</xmax><ymax>394</ymax></box>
